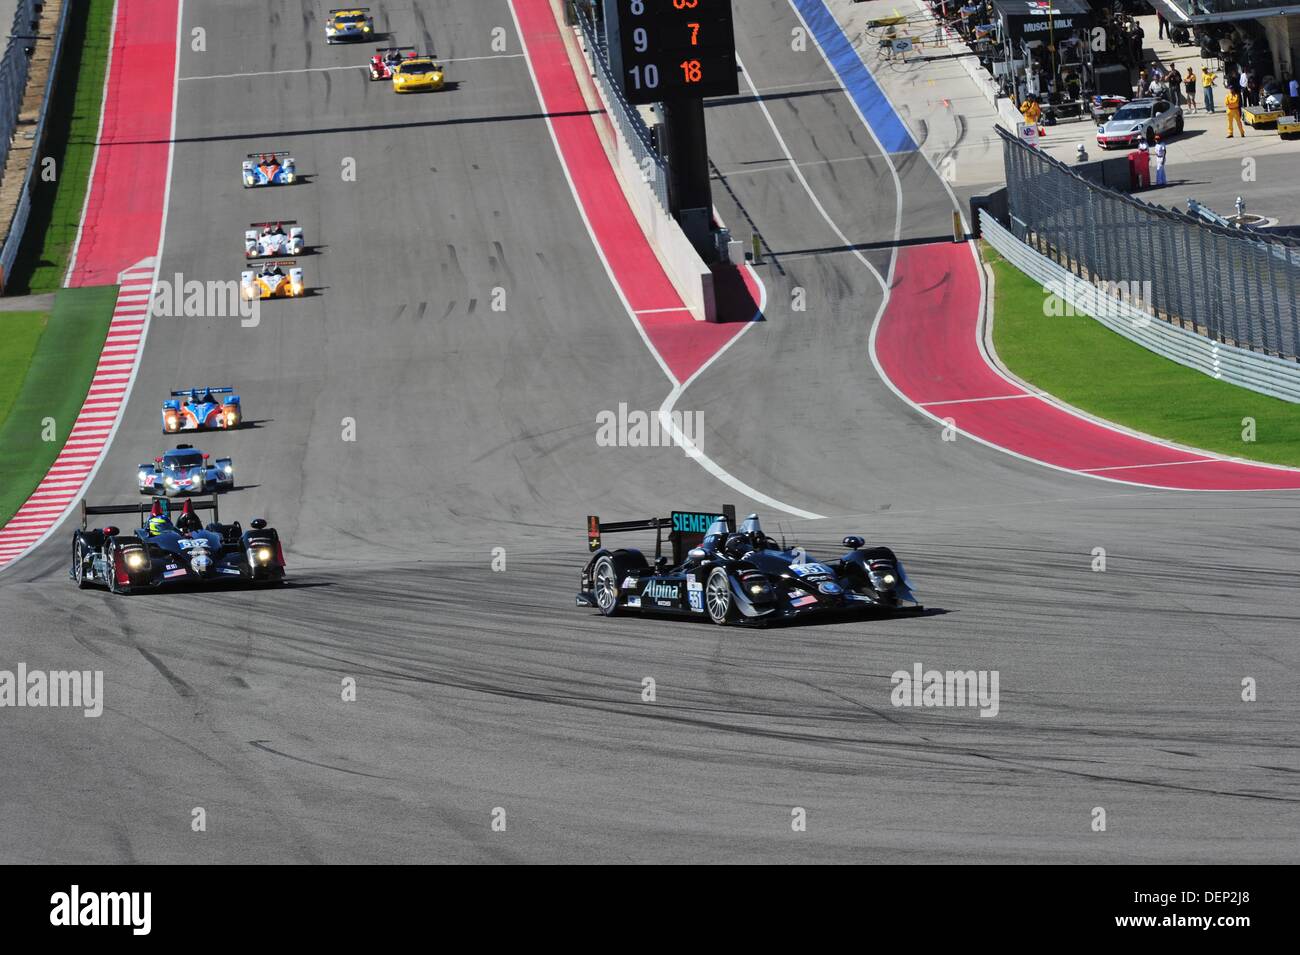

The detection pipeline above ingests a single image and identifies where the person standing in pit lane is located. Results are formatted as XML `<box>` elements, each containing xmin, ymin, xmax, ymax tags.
<box><xmin>1167</xmin><ymin>62</ymin><xmax>1182</xmax><ymax>106</ymax></box>
<box><xmin>1225</xmin><ymin>83</ymin><xmax>1246</xmax><ymax>137</ymax></box>
<box><xmin>1202</xmin><ymin>67</ymin><xmax>1217</xmax><ymax>113</ymax></box>
<box><xmin>1153</xmin><ymin>134</ymin><xmax>1167</xmax><ymax>186</ymax></box>
<box><xmin>1020</xmin><ymin>95</ymin><xmax>1042</xmax><ymax>127</ymax></box>
<box><xmin>1185</xmin><ymin>67</ymin><xmax>1198</xmax><ymax>113</ymax></box>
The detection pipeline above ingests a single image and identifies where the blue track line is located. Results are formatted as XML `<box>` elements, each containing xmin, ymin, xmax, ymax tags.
<box><xmin>788</xmin><ymin>0</ymin><xmax>918</xmax><ymax>156</ymax></box>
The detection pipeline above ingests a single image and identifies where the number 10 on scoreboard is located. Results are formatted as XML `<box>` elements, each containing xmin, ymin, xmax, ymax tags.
<box><xmin>603</xmin><ymin>0</ymin><xmax>739</xmax><ymax>105</ymax></box>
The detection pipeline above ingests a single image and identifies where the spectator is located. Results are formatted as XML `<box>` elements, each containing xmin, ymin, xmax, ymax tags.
<box><xmin>1225</xmin><ymin>83</ymin><xmax>1246</xmax><ymax>137</ymax></box>
<box><xmin>1247</xmin><ymin>71</ymin><xmax>1260</xmax><ymax>109</ymax></box>
<box><xmin>1185</xmin><ymin>67</ymin><xmax>1198</xmax><ymax>113</ymax></box>
<box><xmin>1150</xmin><ymin>74</ymin><xmax>1167</xmax><ymax>100</ymax></box>
<box><xmin>1167</xmin><ymin>62</ymin><xmax>1182</xmax><ymax>106</ymax></box>
<box><xmin>1020</xmin><ymin>95</ymin><xmax>1042</xmax><ymax>126</ymax></box>
<box><xmin>1238</xmin><ymin>66</ymin><xmax>1251</xmax><ymax>106</ymax></box>
<box><xmin>1153</xmin><ymin>134</ymin><xmax>1167</xmax><ymax>187</ymax></box>
<box><xmin>1202</xmin><ymin>67</ymin><xmax>1217</xmax><ymax>112</ymax></box>
<box><xmin>1290</xmin><ymin>74</ymin><xmax>1300</xmax><ymax>102</ymax></box>
<box><xmin>1133</xmin><ymin>141</ymin><xmax>1151</xmax><ymax>189</ymax></box>
<box><xmin>1137</xmin><ymin>70</ymin><xmax>1150</xmax><ymax>97</ymax></box>
<box><xmin>1158</xmin><ymin>10</ymin><xmax>1167</xmax><ymax>41</ymax></box>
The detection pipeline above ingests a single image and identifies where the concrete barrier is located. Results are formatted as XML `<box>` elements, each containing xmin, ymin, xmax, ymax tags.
<box><xmin>569</xmin><ymin>8</ymin><xmax>716</xmax><ymax>322</ymax></box>
<box><xmin>0</xmin><ymin>0</ymin><xmax>71</xmax><ymax>290</ymax></box>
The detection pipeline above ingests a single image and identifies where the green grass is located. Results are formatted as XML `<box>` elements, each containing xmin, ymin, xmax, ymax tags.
<box><xmin>984</xmin><ymin>241</ymin><xmax>1300</xmax><ymax>468</ymax></box>
<box><xmin>0</xmin><ymin>285</ymin><xmax>116</xmax><ymax>525</ymax></box>
<box><xmin>0</xmin><ymin>312</ymin><xmax>49</xmax><ymax>424</ymax></box>
<box><xmin>7</xmin><ymin>0</ymin><xmax>115</xmax><ymax>294</ymax></box>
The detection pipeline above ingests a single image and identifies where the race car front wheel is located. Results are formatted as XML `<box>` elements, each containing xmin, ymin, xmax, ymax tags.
<box><xmin>705</xmin><ymin>568</ymin><xmax>735</xmax><ymax>625</ymax></box>
<box><xmin>73</xmin><ymin>538</ymin><xmax>91</xmax><ymax>589</ymax></box>
<box><xmin>593</xmin><ymin>556</ymin><xmax>620</xmax><ymax>616</ymax></box>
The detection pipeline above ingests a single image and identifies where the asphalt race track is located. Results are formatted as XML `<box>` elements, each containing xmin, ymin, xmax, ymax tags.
<box><xmin>0</xmin><ymin>0</ymin><xmax>1296</xmax><ymax>863</ymax></box>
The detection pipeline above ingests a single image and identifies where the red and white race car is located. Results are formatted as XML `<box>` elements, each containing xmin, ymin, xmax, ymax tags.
<box><xmin>369</xmin><ymin>46</ymin><xmax>417</xmax><ymax>81</ymax></box>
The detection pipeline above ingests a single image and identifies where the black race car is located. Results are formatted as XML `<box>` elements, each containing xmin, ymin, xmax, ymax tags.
<box><xmin>576</xmin><ymin>506</ymin><xmax>919</xmax><ymax>625</ymax></box>
<box><xmin>70</xmin><ymin>497</ymin><xmax>285</xmax><ymax>595</ymax></box>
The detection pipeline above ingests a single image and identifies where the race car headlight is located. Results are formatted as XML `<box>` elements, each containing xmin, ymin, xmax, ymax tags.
<box><xmin>256</xmin><ymin>547</ymin><xmax>272</xmax><ymax>563</ymax></box>
<box><xmin>223</xmin><ymin>465</ymin><xmax>233</xmax><ymax>474</ymax></box>
<box><xmin>745</xmin><ymin>579</ymin><xmax>771</xmax><ymax>596</ymax></box>
<box><xmin>138</xmin><ymin>470</ymin><xmax>147</xmax><ymax>480</ymax></box>
<box><xmin>285</xmin><ymin>173</ymin><xmax>296</xmax><ymax>183</ymax></box>
<box><xmin>125</xmin><ymin>551</ymin><xmax>145</xmax><ymax>569</ymax></box>
<box><xmin>164</xmin><ymin>476</ymin><xmax>174</xmax><ymax>486</ymax></box>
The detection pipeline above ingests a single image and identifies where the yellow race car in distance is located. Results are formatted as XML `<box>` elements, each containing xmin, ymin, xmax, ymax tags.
<box><xmin>325</xmin><ymin>7</ymin><xmax>373</xmax><ymax>44</ymax></box>
<box><xmin>241</xmin><ymin>261</ymin><xmax>305</xmax><ymax>300</ymax></box>
<box><xmin>392</xmin><ymin>56</ymin><xmax>445</xmax><ymax>93</ymax></box>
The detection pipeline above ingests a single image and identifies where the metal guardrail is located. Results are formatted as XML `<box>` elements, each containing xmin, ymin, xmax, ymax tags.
<box><xmin>572</xmin><ymin>2</ymin><xmax>670</xmax><ymax>211</ymax></box>
<box><xmin>0</xmin><ymin>0</ymin><xmax>69</xmax><ymax>287</ymax></box>
<box><xmin>998</xmin><ymin>126</ymin><xmax>1300</xmax><ymax>362</ymax></box>
<box><xmin>0</xmin><ymin>0</ymin><xmax>38</xmax><ymax>181</ymax></box>
<box><xmin>982</xmin><ymin>210</ymin><xmax>1300</xmax><ymax>404</ymax></box>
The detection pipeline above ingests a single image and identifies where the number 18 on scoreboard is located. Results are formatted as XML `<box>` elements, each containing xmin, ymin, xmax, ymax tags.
<box><xmin>603</xmin><ymin>0</ymin><xmax>739</xmax><ymax>105</ymax></box>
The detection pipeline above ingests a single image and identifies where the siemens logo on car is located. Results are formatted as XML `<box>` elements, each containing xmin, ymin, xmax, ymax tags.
<box><xmin>671</xmin><ymin>512</ymin><xmax>722</xmax><ymax>535</ymax></box>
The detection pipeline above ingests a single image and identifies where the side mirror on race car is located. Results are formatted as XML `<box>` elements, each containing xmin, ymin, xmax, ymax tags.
<box><xmin>103</xmin><ymin>526</ymin><xmax>119</xmax><ymax>537</ymax></box>
<box><xmin>250</xmin><ymin>518</ymin><xmax>267</xmax><ymax>530</ymax></box>
<box><xmin>688</xmin><ymin>548</ymin><xmax>708</xmax><ymax>562</ymax></box>
<box><xmin>843</xmin><ymin>536</ymin><xmax>865</xmax><ymax>549</ymax></box>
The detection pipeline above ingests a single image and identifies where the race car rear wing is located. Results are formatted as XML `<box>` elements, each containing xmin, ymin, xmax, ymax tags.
<box><xmin>170</xmin><ymin>387</ymin><xmax>234</xmax><ymax>397</ymax></box>
<box><xmin>329</xmin><ymin>7</ymin><xmax>370</xmax><ymax>13</ymax></box>
<box><xmin>82</xmin><ymin>496</ymin><xmax>221</xmax><ymax>529</ymax></box>
<box><xmin>245</xmin><ymin>152</ymin><xmax>292</xmax><ymax>160</ymax></box>
<box><xmin>247</xmin><ymin>221</ymin><xmax>298</xmax><ymax>228</ymax></box>
<box><xmin>587</xmin><ymin>505</ymin><xmax>736</xmax><ymax>565</ymax></box>
<box><xmin>375</xmin><ymin>46</ymin><xmax>415</xmax><ymax>53</ymax></box>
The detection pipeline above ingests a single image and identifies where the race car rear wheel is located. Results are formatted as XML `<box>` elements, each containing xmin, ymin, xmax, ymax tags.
<box><xmin>593</xmin><ymin>556</ymin><xmax>620</xmax><ymax>616</ymax></box>
<box><xmin>705</xmin><ymin>568</ymin><xmax>735</xmax><ymax>625</ymax></box>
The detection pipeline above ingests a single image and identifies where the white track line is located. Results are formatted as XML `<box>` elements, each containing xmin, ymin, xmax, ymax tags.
<box><xmin>506</xmin><ymin>0</ymin><xmax>818</xmax><ymax>520</ymax></box>
<box><xmin>919</xmin><ymin>394</ymin><xmax>1035</xmax><ymax>407</ymax></box>
<box><xmin>179</xmin><ymin>52</ymin><xmax>525</xmax><ymax>81</ymax></box>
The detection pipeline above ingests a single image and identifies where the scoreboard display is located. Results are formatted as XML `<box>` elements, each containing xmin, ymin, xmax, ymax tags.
<box><xmin>604</xmin><ymin>0</ymin><xmax>738</xmax><ymax>105</ymax></box>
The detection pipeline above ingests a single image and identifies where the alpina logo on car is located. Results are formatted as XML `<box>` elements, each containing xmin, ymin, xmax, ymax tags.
<box><xmin>642</xmin><ymin>581</ymin><xmax>678</xmax><ymax>600</ymax></box>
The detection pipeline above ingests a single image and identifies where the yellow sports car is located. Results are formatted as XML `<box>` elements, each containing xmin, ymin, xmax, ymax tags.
<box><xmin>241</xmin><ymin>261</ymin><xmax>305</xmax><ymax>300</ymax></box>
<box><xmin>392</xmin><ymin>57</ymin><xmax>445</xmax><ymax>93</ymax></box>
